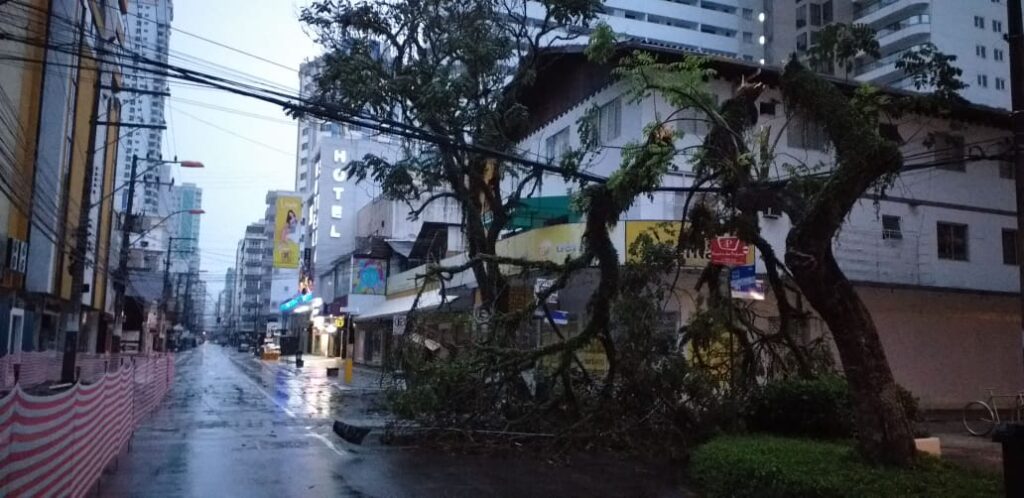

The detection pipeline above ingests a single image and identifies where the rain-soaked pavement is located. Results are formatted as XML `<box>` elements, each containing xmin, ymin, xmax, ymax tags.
<box><xmin>98</xmin><ymin>344</ymin><xmax>691</xmax><ymax>497</ymax></box>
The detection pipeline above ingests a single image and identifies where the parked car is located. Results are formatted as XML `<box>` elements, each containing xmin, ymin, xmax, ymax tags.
<box><xmin>237</xmin><ymin>343</ymin><xmax>250</xmax><ymax>353</ymax></box>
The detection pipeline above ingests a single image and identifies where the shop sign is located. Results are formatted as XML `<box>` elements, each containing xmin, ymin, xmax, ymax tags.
<box><xmin>533</xmin><ymin>278</ymin><xmax>558</xmax><ymax>304</ymax></box>
<box><xmin>729</xmin><ymin>265</ymin><xmax>764</xmax><ymax>300</ymax></box>
<box><xmin>329</xmin><ymin>149</ymin><xmax>348</xmax><ymax>239</ymax></box>
<box><xmin>280</xmin><ymin>292</ymin><xmax>313</xmax><ymax>312</ymax></box>
<box><xmin>392</xmin><ymin>315</ymin><xmax>406</xmax><ymax>336</ymax></box>
<box><xmin>711</xmin><ymin>236</ymin><xmax>753</xmax><ymax>266</ymax></box>
<box><xmin>623</xmin><ymin>221</ymin><xmax>709</xmax><ymax>267</ymax></box>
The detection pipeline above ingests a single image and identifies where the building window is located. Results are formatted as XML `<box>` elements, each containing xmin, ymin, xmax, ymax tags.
<box><xmin>976</xmin><ymin>45</ymin><xmax>987</xmax><ymax>58</ymax></box>
<box><xmin>933</xmin><ymin>133</ymin><xmax>965</xmax><ymax>171</ymax></box>
<box><xmin>993</xmin><ymin>20</ymin><xmax>1003</xmax><ymax>33</ymax></box>
<box><xmin>1003</xmin><ymin>229</ymin><xmax>1018</xmax><ymax>265</ymax></box>
<box><xmin>977</xmin><ymin>74</ymin><xmax>989</xmax><ymax>88</ymax></box>
<box><xmin>742</xmin><ymin>8</ymin><xmax>753</xmax><ymax>20</ymax></box>
<box><xmin>882</xmin><ymin>215</ymin><xmax>902</xmax><ymax>240</ymax></box>
<box><xmin>677</xmin><ymin>105</ymin><xmax>711</xmax><ymax>137</ymax></box>
<box><xmin>937</xmin><ymin>222</ymin><xmax>969</xmax><ymax>261</ymax></box>
<box><xmin>822</xmin><ymin>0</ymin><xmax>833</xmax><ymax>23</ymax></box>
<box><xmin>974</xmin><ymin>16</ymin><xmax>985</xmax><ymax>28</ymax></box>
<box><xmin>995</xmin><ymin>48</ymin><xmax>1005</xmax><ymax>61</ymax></box>
<box><xmin>545</xmin><ymin>126</ymin><xmax>571</xmax><ymax>161</ymax></box>
<box><xmin>1000</xmin><ymin>160</ymin><xmax>1015</xmax><ymax>179</ymax></box>
<box><xmin>597</xmin><ymin>98</ymin><xmax>622</xmax><ymax>143</ymax></box>
<box><xmin>787</xmin><ymin>117</ymin><xmax>829</xmax><ymax>151</ymax></box>
<box><xmin>759</xmin><ymin>101</ymin><xmax>777</xmax><ymax>116</ymax></box>
<box><xmin>996</xmin><ymin>77</ymin><xmax>1007</xmax><ymax>90</ymax></box>
<box><xmin>743</xmin><ymin>31</ymin><xmax>754</xmax><ymax>43</ymax></box>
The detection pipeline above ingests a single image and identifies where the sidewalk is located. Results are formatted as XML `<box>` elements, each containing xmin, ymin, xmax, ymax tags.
<box><xmin>922</xmin><ymin>420</ymin><xmax>1003</xmax><ymax>473</ymax></box>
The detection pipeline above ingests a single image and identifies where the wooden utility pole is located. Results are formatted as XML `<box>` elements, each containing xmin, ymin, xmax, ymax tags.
<box><xmin>1009</xmin><ymin>0</ymin><xmax>1024</xmax><ymax>369</ymax></box>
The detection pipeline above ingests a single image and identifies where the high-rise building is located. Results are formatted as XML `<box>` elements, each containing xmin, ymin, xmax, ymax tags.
<box><xmin>168</xmin><ymin>183</ymin><xmax>202</xmax><ymax>273</ymax></box>
<box><xmin>524</xmin><ymin>1</ymin><xmax>765</xmax><ymax>61</ymax></box>
<box><xmin>765</xmin><ymin>0</ymin><xmax>1014</xmax><ymax>109</ymax></box>
<box><xmin>117</xmin><ymin>0</ymin><xmax>174</xmax><ymax>271</ymax></box>
<box><xmin>233</xmin><ymin>222</ymin><xmax>267</xmax><ymax>340</ymax></box>
<box><xmin>1</xmin><ymin>0</ymin><xmax>130</xmax><ymax>354</ymax></box>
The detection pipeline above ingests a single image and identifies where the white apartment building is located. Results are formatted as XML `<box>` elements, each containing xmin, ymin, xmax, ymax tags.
<box><xmin>115</xmin><ymin>0</ymin><xmax>174</xmax><ymax>279</ymax></box>
<box><xmin>525</xmin><ymin>0</ymin><xmax>765</xmax><ymax>61</ymax></box>
<box><xmin>766</xmin><ymin>0</ymin><xmax>1015</xmax><ymax>109</ymax></box>
<box><xmin>513</xmin><ymin>44</ymin><xmax>1021</xmax><ymax>408</ymax></box>
<box><xmin>232</xmin><ymin>222</ymin><xmax>267</xmax><ymax>337</ymax></box>
<box><xmin>168</xmin><ymin>183</ymin><xmax>201</xmax><ymax>273</ymax></box>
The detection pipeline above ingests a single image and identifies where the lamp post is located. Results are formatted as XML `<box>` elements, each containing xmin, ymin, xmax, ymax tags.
<box><xmin>111</xmin><ymin>156</ymin><xmax>203</xmax><ymax>357</ymax></box>
<box><xmin>158</xmin><ymin>235</ymin><xmax>202</xmax><ymax>352</ymax></box>
<box><xmin>64</xmin><ymin>154</ymin><xmax>201</xmax><ymax>381</ymax></box>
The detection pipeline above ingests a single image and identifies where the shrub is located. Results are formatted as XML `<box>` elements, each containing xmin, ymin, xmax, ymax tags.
<box><xmin>745</xmin><ymin>375</ymin><xmax>853</xmax><ymax>438</ymax></box>
<box><xmin>745</xmin><ymin>375</ymin><xmax>921</xmax><ymax>439</ymax></box>
<box><xmin>690</xmin><ymin>435</ymin><xmax>1002</xmax><ymax>498</ymax></box>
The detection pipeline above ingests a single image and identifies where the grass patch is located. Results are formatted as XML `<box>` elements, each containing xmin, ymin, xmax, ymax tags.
<box><xmin>691</xmin><ymin>435</ymin><xmax>1001</xmax><ymax>498</ymax></box>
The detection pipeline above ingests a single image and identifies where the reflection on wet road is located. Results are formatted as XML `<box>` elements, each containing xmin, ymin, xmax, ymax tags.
<box><xmin>101</xmin><ymin>344</ymin><xmax>690</xmax><ymax>497</ymax></box>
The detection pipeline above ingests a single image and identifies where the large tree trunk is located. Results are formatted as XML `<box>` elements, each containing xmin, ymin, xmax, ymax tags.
<box><xmin>786</xmin><ymin>238</ymin><xmax>916</xmax><ymax>465</ymax></box>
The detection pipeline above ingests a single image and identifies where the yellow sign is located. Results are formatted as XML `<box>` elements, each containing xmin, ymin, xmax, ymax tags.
<box><xmin>496</xmin><ymin>223</ymin><xmax>586</xmax><ymax>264</ymax></box>
<box><xmin>624</xmin><ymin>221</ymin><xmax>754</xmax><ymax>267</ymax></box>
<box><xmin>273</xmin><ymin>196</ymin><xmax>302</xmax><ymax>268</ymax></box>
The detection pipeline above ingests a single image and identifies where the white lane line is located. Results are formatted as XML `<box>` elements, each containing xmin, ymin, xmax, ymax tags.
<box><xmin>305</xmin><ymin>432</ymin><xmax>349</xmax><ymax>457</ymax></box>
<box><xmin>232</xmin><ymin>354</ymin><xmax>351</xmax><ymax>457</ymax></box>
<box><xmin>238</xmin><ymin>366</ymin><xmax>299</xmax><ymax>418</ymax></box>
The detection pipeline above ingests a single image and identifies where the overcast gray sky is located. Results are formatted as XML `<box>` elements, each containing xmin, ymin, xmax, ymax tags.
<box><xmin>164</xmin><ymin>0</ymin><xmax>319</xmax><ymax>303</ymax></box>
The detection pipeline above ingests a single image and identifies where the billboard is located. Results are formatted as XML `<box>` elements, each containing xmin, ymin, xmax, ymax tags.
<box><xmin>351</xmin><ymin>258</ymin><xmax>387</xmax><ymax>295</ymax></box>
<box><xmin>273</xmin><ymin>196</ymin><xmax>302</xmax><ymax>269</ymax></box>
<box><xmin>624</xmin><ymin>221</ymin><xmax>710</xmax><ymax>267</ymax></box>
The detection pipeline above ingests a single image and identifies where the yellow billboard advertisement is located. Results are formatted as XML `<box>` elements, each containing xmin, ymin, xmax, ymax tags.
<box><xmin>623</xmin><ymin>221</ymin><xmax>754</xmax><ymax>267</ymax></box>
<box><xmin>496</xmin><ymin>223</ymin><xmax>586</xmax><ymax>263</ymax></box>
<box><xmin>273</xmin><ymin>196</ymin><xmax>302</xmax><ymax>268</ymax></box>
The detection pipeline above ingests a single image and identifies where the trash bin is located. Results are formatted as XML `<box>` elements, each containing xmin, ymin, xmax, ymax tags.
<box><xmin>992</xmin><ymin>423</ymin><xmax>1024</xmax><ymax>498</ymax></box>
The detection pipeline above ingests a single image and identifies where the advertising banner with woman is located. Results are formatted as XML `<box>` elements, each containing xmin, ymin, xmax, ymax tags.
<box><xmin>273</xmin><ymin>196</ymin><xmax>302</xmax><ymax>268</ymax></box>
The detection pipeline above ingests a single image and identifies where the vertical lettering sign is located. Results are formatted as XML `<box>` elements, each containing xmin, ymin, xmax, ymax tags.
<box><xmin>330</xmin><ymin>149</ymin><xmax>347</xmax><ymax>238</ymax></box>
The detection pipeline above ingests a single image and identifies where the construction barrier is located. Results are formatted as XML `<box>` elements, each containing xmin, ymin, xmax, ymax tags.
<box><xmin>0</xmin><ymin>354</ymin><xmax>174</xmax><ymax>497</ymax></box>
<box><xmin>0</xmin><ymin>352</ymin><xmax>139</xmax><ymax>390</ymax></box>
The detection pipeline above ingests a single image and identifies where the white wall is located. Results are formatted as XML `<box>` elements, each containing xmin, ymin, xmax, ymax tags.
<box><xmin>516</xmin><ymin>74</ymin><xmax>1016</xmax><ymax>293</ymax></box>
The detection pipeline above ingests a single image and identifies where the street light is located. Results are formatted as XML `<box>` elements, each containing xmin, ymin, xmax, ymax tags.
<box><xmin>110</xmin><ymin>155</ymin><xmax>204</xmax><ymax>358</ymax></box>
<box><xmin>66</xmin><ymin>156</ymin><xmax>205</xmax><ymax>381</ymax></box>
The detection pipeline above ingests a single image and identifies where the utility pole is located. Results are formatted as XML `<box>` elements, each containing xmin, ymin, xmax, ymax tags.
<box><xmin>61</xmin><ymin>14</ymin><xmax>105</xmax><ymax>383</ymax></box>
<box><xmin>111</xmin><ymin>154</ymin><xmax>140</xmax><ymax>353</ymax></box>
<box><xmin>1009</xmin><ymin>0</ymin><xmax>1024</xmax><ymax>370</ymax></box>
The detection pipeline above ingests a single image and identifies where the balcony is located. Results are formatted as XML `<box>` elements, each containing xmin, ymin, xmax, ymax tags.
<box><xmin>853</xmin><ymin>0</ymin><xmax>930</xmax><ymax>27</ymax></box>
<box><xmin>874</xmin><ymin>14</ymin><xmax>931</xmax><ymax>52</ymax></box>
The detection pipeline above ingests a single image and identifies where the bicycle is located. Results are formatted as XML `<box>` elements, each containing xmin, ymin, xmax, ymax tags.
<box><xmin>962</xmin><ymin>389</ymin><xmax>1024</xmax><ymax>437</ymax></box>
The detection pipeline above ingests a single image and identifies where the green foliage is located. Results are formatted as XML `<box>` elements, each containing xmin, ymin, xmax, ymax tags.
<box><xmin>746</xmin><ymin>375</ymin><xmax>854</xmax><ymax>438</ymax></box>
<box><xmin>746</xmin><ymin>376</ymin><xmax>922</xmax><ymax>439</ymax></box>
<box><xmin>805</xmin><ymin>24</ymin><xmax>879</xmax><ymax>74</ymax></box>
<box><xmin>896</xmin><ymin>43</ymin><xmax>967</xmax><ymax>102</ymax></box>
<box><xmin>691</xmin><ymin>435</ymin><xmax>1001</xmax><ymax>498</ymax></box>
<box><xmin>584</xmin><ymin>22</ymin><xmax>616</xmax><ymax>64</ymax></box>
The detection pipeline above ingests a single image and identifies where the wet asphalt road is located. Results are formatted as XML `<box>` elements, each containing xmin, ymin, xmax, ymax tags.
<box><xmin>99</xmin><ymin>344</ymin><xmax>691</xmax><ymax>497</ymax></box>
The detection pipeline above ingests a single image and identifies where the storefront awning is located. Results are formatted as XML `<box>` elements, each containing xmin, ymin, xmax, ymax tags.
<box><xmin>355</xmin><ymin>290</ymin><xmax>458</xmax><ymax>322</ymax></box>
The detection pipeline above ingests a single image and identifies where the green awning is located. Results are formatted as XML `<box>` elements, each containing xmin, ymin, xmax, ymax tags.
<box><xmin>505</xmin><ymin>196</ymin><xmax>581</xmax><ymax>230</ymax></box>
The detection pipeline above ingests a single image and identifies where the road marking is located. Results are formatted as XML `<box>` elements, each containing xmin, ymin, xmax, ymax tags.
<box><xmin>305</xmin><ymin>432</ymin><xmax>349</xmax><ymax>457</ymax></box>
<box><xmin>229</xmin><ymin>353</ymin><xmax>353</xmax><ymax>457</ymax></box>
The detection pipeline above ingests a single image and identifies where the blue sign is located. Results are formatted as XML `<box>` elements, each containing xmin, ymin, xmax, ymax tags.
<box><xmin>730</xmin><ymin>265</ymin><xmax>764</xmax><ymax>300</ymax></box>
<box><xmin>279</xmin><ymin>292</ymin><xmax>313</xmax><ymax>312</ymax></box>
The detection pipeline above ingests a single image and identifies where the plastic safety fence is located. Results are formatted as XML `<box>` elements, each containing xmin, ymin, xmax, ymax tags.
<box><xmin>0</xmin><ymin>352</ymin><xmax>151</xmax><ymax>391</ymax></box>
<box><xmin>0</xmin><ymin>355</ymin><xmax>174</xmax><ymax>497</ymax></box>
